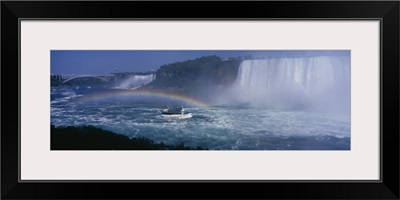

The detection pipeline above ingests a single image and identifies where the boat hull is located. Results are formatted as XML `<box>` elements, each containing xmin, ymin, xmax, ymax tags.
<box><xmin>161</xmin><ymin>113</ymin><xmax>193</xmax><ymax>119</ymax></box>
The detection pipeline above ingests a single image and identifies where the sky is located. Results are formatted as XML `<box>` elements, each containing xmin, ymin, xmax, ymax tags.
<box><xmin>51</xmin><ymin>50</ymin><xmax>350</xmax><ymax>74</ymax></box>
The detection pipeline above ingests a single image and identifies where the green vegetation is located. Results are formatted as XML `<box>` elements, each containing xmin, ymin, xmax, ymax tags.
<box><xmin>141</xmin><ymin>56</ymin><xmax>241</xmax><ymax>96</ymax></box>
<box><xmin>51</xmin><ymin>125</ymin><xmax>208</xmax><ymax>150</ymax></box>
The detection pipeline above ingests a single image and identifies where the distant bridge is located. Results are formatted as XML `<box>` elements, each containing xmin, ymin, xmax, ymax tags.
<box><xmin>51</xmin><ymin>74</ymin><xmax>115</xmax><ymax>84</ymax></box>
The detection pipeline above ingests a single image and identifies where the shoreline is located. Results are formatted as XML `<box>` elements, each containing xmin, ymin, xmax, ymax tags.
<box><xmin>51</xmin><ymin>125</ymin><xmax>208</xmax><ymax>150</ymax></box>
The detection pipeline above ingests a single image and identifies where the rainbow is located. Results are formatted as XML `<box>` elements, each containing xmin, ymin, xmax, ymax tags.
<box><xmin>77</xmin><ymin>90</ymin><xmax>209</xmax><ymax>108</ymax></box>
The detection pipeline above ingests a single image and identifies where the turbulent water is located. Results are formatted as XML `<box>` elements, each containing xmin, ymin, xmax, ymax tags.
<box><xmin>51</xmin><ymin>88</ymin><xmax>350</xmax><ymax>150</ymax></box>
<box><xmin>51</xmin><ymin>56</ymin><xmax>351</xmax><ymax>150</ymax></box>
<box><xmin>114</xmin><ymin>74</ymin><xmax>155</xmax><ymax>90</ymax></box>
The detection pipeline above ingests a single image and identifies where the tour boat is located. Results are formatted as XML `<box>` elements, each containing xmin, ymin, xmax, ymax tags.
<box><xmin>161</xmin><ymin>106</ymin><xmax>193</xmax><ymax>119</ymax></box>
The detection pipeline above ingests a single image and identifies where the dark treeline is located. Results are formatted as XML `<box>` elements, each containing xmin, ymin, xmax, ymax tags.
<box><xmin>141</xmin><ymin>55</ymin><xmax>241</xmax><ymax>96</ymax></box>
<box><xmin>51</xmin><ymin>125</ymin><xmax>208</xmax><ymax>150</ymax></box>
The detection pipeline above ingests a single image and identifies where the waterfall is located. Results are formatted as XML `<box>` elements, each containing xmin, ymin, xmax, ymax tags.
<box><xmin>235</xmin><ymin>56</ymin><xmax>350</xmax><ymax>111</ymax></box>
<box><xmin>115</xmin><ymin>74</ymin><xmax>156</xmax><ymax>90</ymax></box>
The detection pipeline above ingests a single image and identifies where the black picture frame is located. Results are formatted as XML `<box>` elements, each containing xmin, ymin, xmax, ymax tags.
<box><xmin>2</xmin><ymin>1</ymin><xmax>399</xmax><ymax>199</ymax></box>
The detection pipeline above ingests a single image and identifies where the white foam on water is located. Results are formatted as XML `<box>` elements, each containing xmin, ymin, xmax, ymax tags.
<box><xmin>115</xmin><ymin>74</ymin><xmax>155</xmax><ymax>90</ymax></box>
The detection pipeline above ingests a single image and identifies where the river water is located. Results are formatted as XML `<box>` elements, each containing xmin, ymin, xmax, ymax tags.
<box><xmin>51</xmin><ymin>86</ymin><xmax>350</xmax><ymax>150</ymax></box>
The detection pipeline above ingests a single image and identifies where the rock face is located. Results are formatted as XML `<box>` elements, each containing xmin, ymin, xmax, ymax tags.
<box><xmin>141</xmin><ymin>56</ymin><xmax>241</xmax><ymax>98</ymax></box>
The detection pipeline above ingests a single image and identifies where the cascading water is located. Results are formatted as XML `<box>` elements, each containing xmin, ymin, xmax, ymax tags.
<box><xmin>235</xmin><ymin>56</ymin><xmax>350</xmax><ymax>112</ymax></box>
<box><xmin>115</xmin><ymin>74</ymin><xmax>156</xmax><ymax>90</ymax></box>
<box><xmin>51</xmin><ymin>55</ymin><xmax>351</xmax><ymax>150</ymax></box>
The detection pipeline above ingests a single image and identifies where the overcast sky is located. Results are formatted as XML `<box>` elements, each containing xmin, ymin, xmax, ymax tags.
<box><xmin>51</xmin><ymin>50</ymin><xmax>350</xmax><ymax>74</ymax></box>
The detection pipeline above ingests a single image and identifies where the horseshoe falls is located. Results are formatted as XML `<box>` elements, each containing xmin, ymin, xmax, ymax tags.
<box><xmin>51</xmin><ymin>54</ymin><xmax>351</xmax><ymax>150</ymax></box>
<box><xmin>235</xmin><ymin>56</ymin><xmax>350</xmax><ymax>113</ymax></box>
